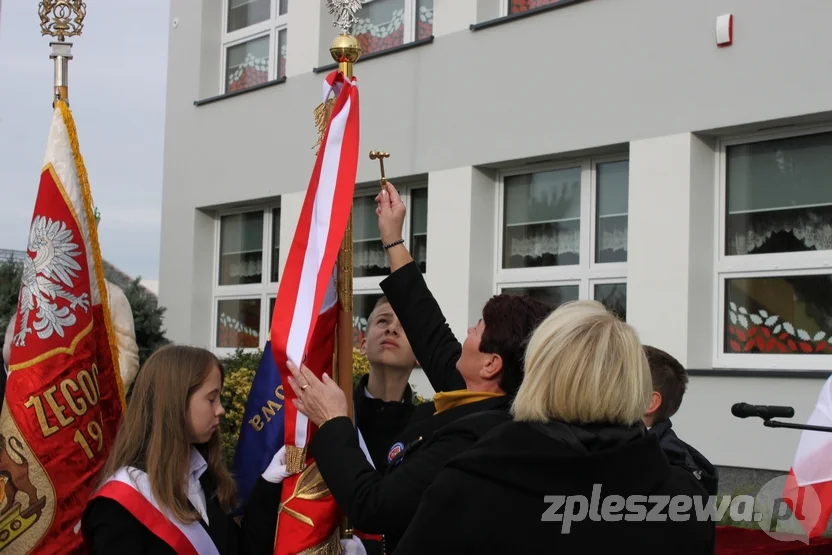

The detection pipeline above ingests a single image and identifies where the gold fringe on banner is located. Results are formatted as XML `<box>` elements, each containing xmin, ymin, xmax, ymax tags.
<box><xmin>313</xmin><ymin>96</ymin><xmax>336</xmax><ymax>155</ymax></box>
<box><xmin>285</xmin><ymin>445</ymin><xmax>307</xmax><ymax>474</ymax></box>
<box><xmin>297</xmin><ymin>529</ymin><xmax>342</xmax><ymax>555</ymax></box>
<box><xmin>56</xmin><ymin>99</ymin><xmax>126</xmax><ymax>411</ymax></box>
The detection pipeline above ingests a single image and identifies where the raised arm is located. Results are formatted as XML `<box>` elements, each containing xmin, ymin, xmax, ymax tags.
<box><xmin>375</xmin><ymin>184</ymin><xmax>465</xmax><ymax>393</ymax></box>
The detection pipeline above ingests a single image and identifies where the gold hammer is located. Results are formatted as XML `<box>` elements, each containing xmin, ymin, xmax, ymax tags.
<box><xmin>369</xmin><ymin>150</ymin><xmax>390</xmax><ymax>191</ymax></box>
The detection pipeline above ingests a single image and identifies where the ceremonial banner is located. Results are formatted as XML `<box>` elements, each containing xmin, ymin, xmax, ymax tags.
<box><xmin>232</xmin><ymin>340</ymin><xmax>285</xmax><ymax>513</ymax></box>
<box><xmin>1</xmin><ymin>100</ymin><xmax>125</xmax><ymax>554</ymax></box>
<box><xmin>270</xmin><ymin>70</ymin><xmax>359</xmax><ymax>555</ymax></box>
<box><xmin>783</xmin><ymin>375</ymin><xmax>832</xmax><ymax>538</ymax></box>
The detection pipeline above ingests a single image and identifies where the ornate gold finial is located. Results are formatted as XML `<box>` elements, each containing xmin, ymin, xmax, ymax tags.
<box><xmin>326</xmin><ymin>0</ymin><xmax>363</xmax><ymax>34</ymax></box>
<box><xmin>39</xmin><ymin>1</ymin><xmax>86</xmax><ymax>41</ymax></box>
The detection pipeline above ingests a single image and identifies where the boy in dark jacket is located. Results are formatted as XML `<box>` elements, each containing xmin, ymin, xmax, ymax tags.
<box><xmin>354</xmin><ymin>295</ymin><xmax>428</xmax><ymax>472</ymax></box>
<box><xmin>643</xmin><ymin>345</ymin><xmax>719</xmax><ymax>496</ymax></box>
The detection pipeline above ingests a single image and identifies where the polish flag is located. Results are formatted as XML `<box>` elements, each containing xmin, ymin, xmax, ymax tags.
<box><xmin>783</xmin><ymin>375</ymin><xmax>832</xmax><ymax>537</ymax></box>
<box><xmin>269</xmin><ymin>70</ymin><xmax>359</xmax><ymax>555</ymax></box>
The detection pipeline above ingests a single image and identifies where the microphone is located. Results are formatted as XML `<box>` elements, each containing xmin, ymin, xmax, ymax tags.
<box><xmin>731</xmin><ymin>402</ymin><xmax>794</xmax><ymax>420</ymax></box>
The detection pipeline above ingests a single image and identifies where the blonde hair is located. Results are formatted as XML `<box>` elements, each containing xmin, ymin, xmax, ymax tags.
<box><xmin>98</xmin><ymin>344</ymin><xmax>236</xmax><ymax>522</ymax></box>
<box><xmin>511</xmin><ymin>300</ymin><xmax>651</xmax><ymax>425</ymax></box>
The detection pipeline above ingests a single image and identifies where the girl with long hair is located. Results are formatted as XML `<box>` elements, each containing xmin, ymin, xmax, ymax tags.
<box><xmin>81</xmin><ymin>344</ymin><xmax>283</xmax><ymax>554</ymax></box>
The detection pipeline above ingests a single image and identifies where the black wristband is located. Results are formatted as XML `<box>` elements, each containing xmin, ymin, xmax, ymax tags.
<box><xmin>383</xmin><ymin>239</ymin><xmax>404</xmax><ymax>250</ymax></box>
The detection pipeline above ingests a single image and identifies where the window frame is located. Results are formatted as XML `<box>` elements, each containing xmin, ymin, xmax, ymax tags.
<box><xmin>713</xmin><ymin>124</ymin><xmax>832</xmax><ymax>371</ymax></box>
<box><xmin>220</xmin><ymin>0</ymin><xmax>288</xmax><ymax>94</ymax></box>
<box><xmin>353</xmin><ymin>182</ymin><xmax>428</xmax><ymax>295</ymax></box>
<box><xmin>352</xmin><ymin>0</ymin><xmax>430</xmax><ymax>55</ymax></box>
<box><xmin>211</xmin><ymin>201</ymin><xmax>281</xmax><ymax>358</ymax></box>
<box><xmin>494</xmin><ymin>154</ymin><xmax>629</xmax><ymax>307</ymax></box>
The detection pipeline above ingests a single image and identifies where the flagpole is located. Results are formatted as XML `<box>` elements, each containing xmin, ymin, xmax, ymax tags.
<box><xmin>38</xmin><ymin>1</ymin><xmax>86</xmax><ymax>106</ymax></box>
<box><xmin>328</xmin><ymin>4</ymin><xmax>362</xmax><ymax>425</ymax></box>
<box><xmin>325</xmin><ymin>2</ymin><xmax>362</xmax><ymax>543</ymax></box>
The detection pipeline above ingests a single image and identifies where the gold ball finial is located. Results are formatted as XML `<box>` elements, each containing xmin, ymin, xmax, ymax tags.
<box><xmin>330</xmin><ymin>34</ymin><xmax>361</xmax><ymax>66</ymax></box>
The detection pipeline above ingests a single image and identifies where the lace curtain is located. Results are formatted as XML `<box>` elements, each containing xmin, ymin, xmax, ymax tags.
<box><xmin>353</xmin><ymin>241</ymin><xmax>427</xmax><ymax>274</ymax></box>
<box><xmin>506</xmin><ymin>221</ymin><xmax>628</xmax><ymax>260</ymax></box>
<box><xmin>727</xmin><ymin>207</ymin><xmax>832</xmax><ymax>255</ymax></box>
<box><xmin>226</xmin><ymin>259</ymin><xmax>263</xmax><ymax>280</ymax></box>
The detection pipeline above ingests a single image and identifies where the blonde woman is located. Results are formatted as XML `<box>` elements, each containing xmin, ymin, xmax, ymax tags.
<box><xmin>394</xmin><ymin>301</ymin><xmax>715</xmax><ymax>554</ymax></box>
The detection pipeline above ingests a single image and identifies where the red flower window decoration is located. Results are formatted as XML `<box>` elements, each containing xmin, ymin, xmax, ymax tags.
<box><xmin>726</xmin><ymin>303</ymin><xmax>831</xmax><ymax>354</ymax></box>
<box><xmin>227</xmin><ymin>52</ymin><xmax>269</xmax><ymax>92</ymax></box>
<box><xmin>510</xmin><ymin>0</ymin><xmax>561</xmax><ymax>14</ymax></box>
<box><xmin>417</xmin><ymin>4</ymin><xmax>433</xmax><ymax>40</ymax></box>
<box><xmin>352</xmin><ymin>8</ymin><xmax>405</xmax><ymax>55</ymax></box>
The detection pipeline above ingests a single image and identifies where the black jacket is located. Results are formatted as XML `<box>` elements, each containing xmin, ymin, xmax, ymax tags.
<box><xmin>311</xmin><ymin>398</ymin><xmax>512</xmax><ymax>554</ymax></box>
<box><xmin>379</xmin><ymin>261</ymin><xmax>466</xmax><ymax>394</ymax></box>
<box><xmin>394</xmin><ymin>419</ymin><xmax>716</xmax><ymax>554</ymax></box>
<box><xmin>650</xmin><ymin>418</ymin><xmax>719</xmax><ymax>496</ymax></box>
<box><xmin>83</xmin><ymin>473</ymin><xmax>280</xmax><ymax>555</ymax></box>
<box><xmin>354</xmin><ymin>373</ymin><xmax>419</xmax><ymax>471</ymax></box>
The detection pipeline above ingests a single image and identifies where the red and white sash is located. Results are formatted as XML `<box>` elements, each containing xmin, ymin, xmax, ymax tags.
<box><xmin>91</xmin><ymin>467</ymin><xmax>219</xmax><ymax>555</ymax></box>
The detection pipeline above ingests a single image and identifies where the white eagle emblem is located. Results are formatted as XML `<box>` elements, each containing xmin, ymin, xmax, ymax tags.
<box><xmin>13</xmin><ymin>216</ymin><xmax>90</xmax><ymax>347</ymax></box>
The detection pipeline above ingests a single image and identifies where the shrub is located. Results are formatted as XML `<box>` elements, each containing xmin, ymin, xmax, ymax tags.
<box><xmin>219</xmin><ymin>349</ymin><xmax>260</xmax><ymax>467</ymax></box>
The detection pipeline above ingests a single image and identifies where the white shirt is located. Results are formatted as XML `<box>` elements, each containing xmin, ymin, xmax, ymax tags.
<box><xmin>187</xmin><ymin>446</ymin><xmax>209</xmax><ymax>524</ymax></box>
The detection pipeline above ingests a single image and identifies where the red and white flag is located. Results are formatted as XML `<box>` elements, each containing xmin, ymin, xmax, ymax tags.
<box><xmin>783</xmin><ymin>375</ymin><xmax>832</xmax><ymax>537</ymax></box>
<box><xmin>2</xmin><ymin>101</ymin><xmax>125</xmax><ymax>554</ymax></box>
<box><xmin>269</xmin><ymin>70</ymin><xmax>359</xmax><ymax>555</ymax></box>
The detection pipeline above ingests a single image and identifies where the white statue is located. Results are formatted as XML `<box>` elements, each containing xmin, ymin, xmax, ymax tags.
<box><xmin>96</xmin><ymin>208</ymin><xmax>140</xmax><ymax>391</ymax></box>
<box><xmin>106</xmin><ymin>280</ymin><xmax>140</xmax><ymax>391</ymax></box>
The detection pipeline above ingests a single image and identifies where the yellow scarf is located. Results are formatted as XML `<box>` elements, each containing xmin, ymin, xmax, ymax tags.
<box><xmin>433</xmin><ymin>390</ymin><xmax>505</xmax><ymax>414</ymax></box>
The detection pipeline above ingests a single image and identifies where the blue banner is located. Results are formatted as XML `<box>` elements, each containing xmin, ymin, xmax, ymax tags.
<box><xmin>232</xmin><ymin>340</ymin><xmax>285</xmax><ymax>512</ymax></box>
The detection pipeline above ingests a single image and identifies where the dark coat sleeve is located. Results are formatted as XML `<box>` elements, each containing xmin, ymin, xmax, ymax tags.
<box><xmin>240</xmin><ymin>477</ymin><xmax>281</xmax><ymax>555</ymax></box>
<box><xmin>310</xmin><ymin>416</ymin><xmax>469</xmax><ymax>540</ymax></box>
<box><xmin>83</xmin><ymin>497</ymin><xmax>155</xmax><ymax>555</ymax></box>
<box><xmin>379</xmin><ymin>261</ymin><xmax>466</xmax><ymax>393</ymax></box>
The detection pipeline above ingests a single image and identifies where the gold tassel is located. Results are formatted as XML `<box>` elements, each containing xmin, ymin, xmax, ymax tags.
<box><xmin>313</xmin><ymin>97</ymin><xmax>336</xmax><ymax>155</ymax></box>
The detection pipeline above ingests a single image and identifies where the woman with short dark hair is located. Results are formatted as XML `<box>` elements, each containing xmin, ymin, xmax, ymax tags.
<box><xmin>394</xmin><ymin>301</ymin><xmax>716</xmax><ymax>554</ymax></box>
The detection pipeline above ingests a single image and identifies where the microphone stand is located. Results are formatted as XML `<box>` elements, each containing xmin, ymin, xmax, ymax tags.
<box><xmin>763</xmin><ymin>419</ymin><xmax>832</xmax><ymax>433</ymax></box>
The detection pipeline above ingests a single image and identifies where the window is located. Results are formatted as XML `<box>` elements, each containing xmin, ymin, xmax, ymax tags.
<box><xmin>213</xmin><ymin>204</ymin><xmax>281</xmax><ymax>354</ymax></box>
<box><xmin>222</xmin><ymin>0</ymin><xmax>288</xmax><ymax>94</ymax></box>
<box><xmin>353</xmin><ymin>184</ymin><xmax>428</xmax><ymax>346</ymax></box>
<box><xmin>351</xmin><ymin>0</ymin><xmax>433</xmax><ymax>56</ymax></box>
<box><xmin>716</xmin><ymin>130</ymin><xmax>832</xmax><ymax>370</ymax></box>
<box><xmin>508</xmin><ymin>0</ymin><xmax>560</xmax><ymax>15</ymax></box>
<box><xmin>496</xmin><ymin>158</ymin><xmax>628</xmax><ymax>317</ymax></box>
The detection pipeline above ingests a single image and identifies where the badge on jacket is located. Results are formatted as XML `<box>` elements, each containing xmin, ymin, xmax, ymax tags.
<box><xmin>388</xmin><ymin>442</ymin><xmax>405</xmax><ymax>463</ymax></box>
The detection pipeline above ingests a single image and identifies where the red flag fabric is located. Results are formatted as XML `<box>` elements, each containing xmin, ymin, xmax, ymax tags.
<box><xmin>269</xmin><ymin>71</ymin><xmax>359</xmax><ymax>554</ymax></box>
<box><xmin>0</xmin><ymin>100</ymin><xmax>125</xmax><ymax>554</ymax></box>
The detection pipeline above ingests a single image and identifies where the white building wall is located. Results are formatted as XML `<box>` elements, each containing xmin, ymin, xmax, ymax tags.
<box><xmin>161</xmin><ymin>0</ymin><xmax>832</xmax><ymax>473</ymax></box>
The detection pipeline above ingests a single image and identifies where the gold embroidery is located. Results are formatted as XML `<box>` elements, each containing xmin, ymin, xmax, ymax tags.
<box><xmin>0</xmin><ymin>413</ymin><xmax>56</xmax><ymax>552</ymax></box>
<box><xmin>278</xmin><ymin>462</ymin><xmax>332</xmax><ymax>528</ymax></box>
<box><xmin>9</xmin><ymin>321</ymin><xmax>92</xmax><ymax>372</ymax></box>
<box><xmin>296</xmin><ymin>528</ymin><xmax>342</xmax><ymax>555</ymax></box>
<box><xmin>285</xmin><ymin>445</ymin><xmax>307</xmax><ymax>474</ymax></box>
